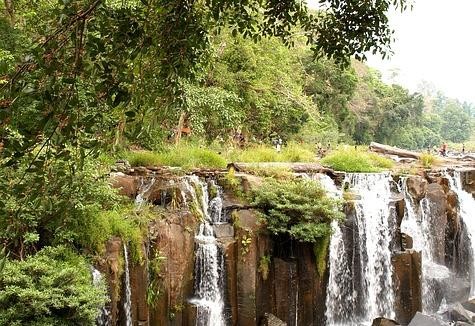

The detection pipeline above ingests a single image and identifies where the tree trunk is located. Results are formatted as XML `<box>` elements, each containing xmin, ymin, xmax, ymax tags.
<box><xmin>369</xmin><ymin>142</ymin><xmax>421</xmax><ymax>159</ymax></box>
<box><xmin>4</xmin><ymin>0</ymin><xmax>14</xmax><ymax>24</ymax></box>
<box><xmin>174</xmin><ymin>111</ymin><xmax>186</xmax><ymax>145</ymax></box>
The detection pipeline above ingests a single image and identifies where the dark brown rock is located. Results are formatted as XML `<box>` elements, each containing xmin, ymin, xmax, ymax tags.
<box><xmin>392</xmin><ymin>250</ymin><xmax>422</xmax><ymax>325</ymax></box>
<box><xmin>401</xmin><ymin>233</ymin><xmax>413</xmax><ymax>250</ymax></box>
<box><xmin>372</xmin><ymin>317</ymin><xmax>400</xmax><ymax>326</ymax></box>
<box><xmin>460</xmin><ymin>169</ymin><xmax>475</xmax><ymax>195</ymax></box>
<box><xmin>425</xmin><ymin>183</ymin><xmax>448</xmax><ymax>264</ymax></box>
<box><xmin>150</xmin><ymin>211</ymin><xmax>198</xmax><ymax>326</ymax></box>
<box><xmin>406</xmin><ymin>176</ymin><xmax>428</xmax><ymax>202</ymax></box>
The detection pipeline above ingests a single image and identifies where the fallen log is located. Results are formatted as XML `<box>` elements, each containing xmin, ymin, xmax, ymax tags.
<box><xmin>369</xmin><ymin>142</ymin><xmax>422</xmax><ymax>159</ymax></box>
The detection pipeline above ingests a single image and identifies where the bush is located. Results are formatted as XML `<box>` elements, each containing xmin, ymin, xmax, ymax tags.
<box><xmin>321</xmin><ymin>147</ymin><xmax>393</xmax><ymax>172</ymax></box>
<box><xmin>251</xmin><ymin>178</ymin><xmax>344</xmax><ymax>243</ymax></box>
<box><xmin>419</xmin><ymin>153</ymin><xmax>437</xmax><ymax>169</ymax></box>
<box><xmin>0</xmin><ymin>246</ymin><xmax>107</xmax><ymax>326</ymax></box>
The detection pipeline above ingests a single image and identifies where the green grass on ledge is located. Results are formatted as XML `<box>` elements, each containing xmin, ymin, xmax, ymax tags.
<box><xmin>126</xmin><ymin>145</ymin><xmax>227</xmax><ymax>169</ymax></box>
<box><xmin>321</xmin><ymin>146</ymin><xmax>394</xmax><ymax>172</ymax></box>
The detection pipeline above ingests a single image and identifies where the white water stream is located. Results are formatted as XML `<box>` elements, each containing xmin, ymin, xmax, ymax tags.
<box><xmin>187</xmin><ymin>177</ymin><xmax>226</xmax><ymax>326</ymax></box>
<box><xmin>325</xmin><ymin>173</ymin><xmax>396</xmax><ymax>325</ymax></box>
<box><xmin>447</xmin><ymin>171</ymin><xmax>475</xmax><ymax>297</ymax></box>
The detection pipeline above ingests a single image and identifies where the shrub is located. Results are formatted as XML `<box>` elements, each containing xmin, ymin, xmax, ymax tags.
<box><xmin>0</xmin><ymin>246</ymin><xmax>107</xmax><ymax>326</ymax></box>
<box><xmin>251</xmin><ymin>178</ymin><xmax>344</xmax><ymax>243</ymax></box>
<box><xmin>321</xmin><ymin>147</ymin><xmax>393</xmax><ymax>172</ymax></box>
<box><xmin>419</xmin><ymin>153</ymin><xmax>437</xmax><ymax>169</ymax></box>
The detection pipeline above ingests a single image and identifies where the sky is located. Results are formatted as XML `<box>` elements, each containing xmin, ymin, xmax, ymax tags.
<box><xmin>307</xmin><ymin>0</ymin><xmax>475</xmax><ymax>103</ymax></box>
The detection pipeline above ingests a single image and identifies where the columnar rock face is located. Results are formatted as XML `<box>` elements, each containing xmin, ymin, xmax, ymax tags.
<box><xmin>107</xmin><ymin>167</ymin><xmax>475</xmax><ymax>326</ymax></box>
<box><xmin>392</xmin><ymin>250</ymin><xmax>422</xmax><ymax>325</ymax></box>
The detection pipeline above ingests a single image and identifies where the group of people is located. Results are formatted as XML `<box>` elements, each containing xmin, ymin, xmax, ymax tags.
<box><xmin>434</xmin><ymin>143</ymin><xmax>465</xmax><ymax>157</ymax></box>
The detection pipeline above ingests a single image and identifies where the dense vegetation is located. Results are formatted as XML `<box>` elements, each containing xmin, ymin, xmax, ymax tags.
<box><xmin>0</xmin><ymin>0</ymin><xmax>473</xmax><ymax>323</ymax></box>
<box><xmin>251</xmin><ymin>178</ymin><xmax>344</xmax><ymax>243</ymax></box>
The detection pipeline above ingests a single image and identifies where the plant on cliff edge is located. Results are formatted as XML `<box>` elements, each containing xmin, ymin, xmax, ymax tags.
<box><xmin>251</xmin><ymin>178</ymin><xmax>344</xmax><ymax>243</ymax></box>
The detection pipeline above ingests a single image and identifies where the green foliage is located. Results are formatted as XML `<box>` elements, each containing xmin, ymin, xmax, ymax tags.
<box><xmin>251</xmin><ymin>178</ymin><xmax>344</xmax><ymax>243</ymax></box>
<box><xmin>0</xmin><ymin>246</ymin><xmax>107</xmax><ymax>326</ymax></box>
<box><xmin>321</xmin><ymin>147</ymin><xmax>393</xmax><ymax>172</ymax></box>
<box><xmin>147</xmin><ymin>250</ymin><xmax>166</xmax><ymax>306</ymax></box>
<box><xmin>126</xmin><ymin>145</ymin><xmax>226</xmax><ymax>169</ymax></box>
<box><xmin>240</xmin><ymin>230</ymin><xmax>253</xmax><ymax>256</ymax></box>
<box><xmin>231</xmin><ymin>143</ymin><xmax>315</xmax><ymax>163</ymax></box>
<box><xmin>314</xmin><ymin>233</ymin><xmax>331</xmax><ymax>277</ymax></box>
<box><xmin>419</xmin><ymin>153</ymin><xmax>437</xmax><ymax>169</ymax></box>
<box><xmin>0</xmin><ymin>155</ymin><xmax>148</xmax><ymax>260</ymax></box>
<box><xmin>0</xmin><ymin>247</ymin><xmax>7</xmax><ymax>276</ymax></box>
<box><xmin>222</xmin><ymin>168</ymin><xmax>244</xmax><ymax>198</ymax></box>
<box><xmin>258</xmin><ymin>255</ymin><xmax>271</xmax><ymax>281</ymax></box>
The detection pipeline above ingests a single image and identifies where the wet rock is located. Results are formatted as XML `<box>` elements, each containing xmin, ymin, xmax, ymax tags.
<box><xmin>273</xmin><ymin>258</ymin><xmax>298</xmax><ymax>325</ymax></box>
<box><xmin>401</xmin><ymin>233</ymin><xmax>413</xmax><ymax>250</ymax></box>
<box><xmin>213</xmin><ymin>223</ymin><xmax>234</xmax><ymax>239</ymax></box>
<box><xmin>442</xmin><ymin>303</ymin><xmax>472</xmax><ymax>323</ymax></box>
<box><xmin>150</xmin><ymin>211</ymin><xmax>198</xmax><ymax>325</ymax></box>
<box><xmin>406</xmin><ymin>176</ymin><xmax>428</xmax><ymax>202</ymax></box>
<box><xmin>459</xmin><ymin>169</ymin><xmax>475</xmax><ymax>195</ymax></box>
<box><xmin>260</xmin><ymin>313</ymin><xmax>287</xmax><ymax>326</ymax></box>
<box><xmin>444</xmin><ymin>277</ymin><xmax>471</xmax><ymax>303</ymax></box>
<box><xmin>408</xmin><ymin>312</ymin><xmax>445</xmax><ymax>326</ymax></box>
<box><xmin>461</xmin><ymin>298</ymin><xmax>475</xmax><ymax>313</ymax></box>
<box><xmin>392</xmin><ymin>250</ymin><xmax>422</xmax><ymax>325</ymax></box>
<box><xmin>372</xmin><ymin>317</ymin><xmax>400</xmax><ymax>326</ymax></box>
<box><xmin>425</xmin><ymin>183</ymin><xmax>448</xmax><ymax>264</ymax></box>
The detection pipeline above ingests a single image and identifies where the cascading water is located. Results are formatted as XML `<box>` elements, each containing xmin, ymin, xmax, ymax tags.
<box><xmin>188</xmin><ymin>177</ymin><xmax>227</xmax><ymax>326</ymax></box>
<box><xmin>123</xmin><ymin>244</ymin><xmax>133</xmax><ymax>326</ymax></box>
<box><xmin>446</xmin><ymin>171</ymin><xmax>475</xmax><ymax>297</ymax></box>
<box><xmin>350</xmin><ymin>173</ymin><xmax>395</xmax><ymax>322</ymax></box>
<box><xmin>399</xmin><ymin>178</ymin><xmax>450</xmax><ymax>312</ymax></box>
<box><xmin>326</xmin><ymin>173</ymin><xmax>396</xmax><ymax>325</ymax></box>
<box><xmin>92</xmin><ymin>268</ymin><xmax>111</xmax><ymax>326</ymax></box>
<box><xmin>135</xmin><ymin>177</ymin><xmax>156</xmax><ymax>207</ymax></box>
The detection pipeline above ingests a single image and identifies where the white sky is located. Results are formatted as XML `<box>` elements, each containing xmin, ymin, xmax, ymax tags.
<box><xmin>307</xmin><ymin>0</ymin><xmax>475</xmax><ymax>103</ymax></box>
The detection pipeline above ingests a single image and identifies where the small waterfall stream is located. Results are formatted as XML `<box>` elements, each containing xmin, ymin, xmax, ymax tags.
<box><xmin>326</xmin><ymin>173</ymin><xmax>396</xmax><ymax>325</ymax></box>
<box><xmin>447</xmin><ymin>171</ymin><xmax>475</xmax><ymax>297</ymax></box>
<box><xmin>123</xmin><ymin>244</ymin><xmax>133</xmax><ymax>326</ymax></box>
<box><xmin>92</xmin><ymin>268</ymin><xmax>111</xmax><ymax>326</ymax></box>
<box><xmin>188</xmin><ymin>177</ymin><xmax>226</xmax><ymax>326</ymax></box>
<box><xmin>399</xmin><ymin>178</ymin><xmax>450</xmax><ymax>312</ymax></box>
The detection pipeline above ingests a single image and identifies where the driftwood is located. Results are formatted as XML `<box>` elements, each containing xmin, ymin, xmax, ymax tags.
<box><xmin>227</xmin><ymin>162</ymin><xmax>335</xmax><ymax>175</ymax></box>
<box><xmin>369</xmin><ymin>142</ymin><xmax>422</xmax><ymax>159</ymax></box>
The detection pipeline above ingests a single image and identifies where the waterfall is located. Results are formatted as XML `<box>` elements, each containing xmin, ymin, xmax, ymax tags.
<box><xmin>135</xmin><ymin>177</ymin><xmax>156</xmax><ymax>207</ymax></box>
<box><xmin>399</xmin><ymin>178</ymin><xmax>450</xmax><ymax>312</ymax></box>
<box><xmin>446</xmin><ymin>171</ymin><xmax>475</xmax><ymax>297</ymax></box>
<box><xmin>123</xmin><ymin>244</ymin><xmax>133</xmax><ymax>326</ymax></box>
<box><xmin>92</xmin><ymin>268</ymin><xmax>111</xmax><ymax>326</ymax></box>
<box><xmin>326</xmin><ymin>173</ymin><xmax>396</xmax><ymax>325</ymax></box>
<box><xmin>188</xmin><ymin>177</ymin><xmax>226</xmax><ymax>326</ymax></box>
